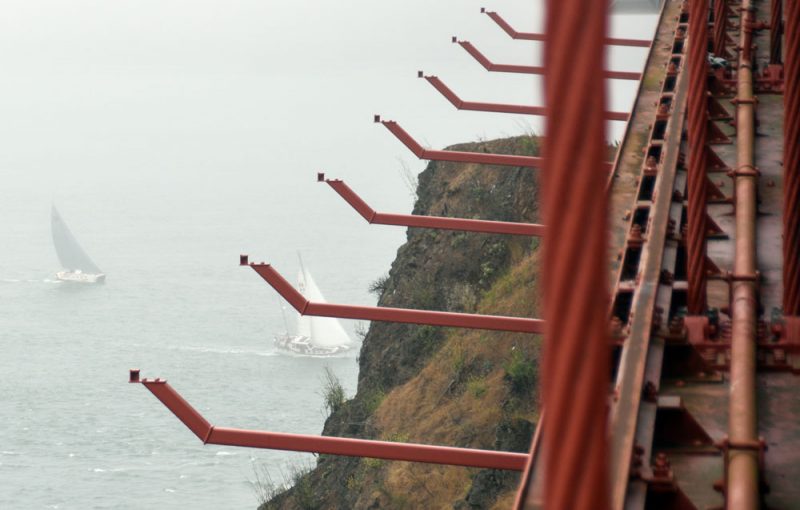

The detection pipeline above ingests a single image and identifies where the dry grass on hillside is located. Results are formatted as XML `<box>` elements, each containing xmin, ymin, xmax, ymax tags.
<box><xmin>362</xmin><ymin>250</ymin><xmax>542</xmax><ymax>508</ymax></box>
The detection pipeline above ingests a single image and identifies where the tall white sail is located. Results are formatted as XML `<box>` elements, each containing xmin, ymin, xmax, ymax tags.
<box><xmin>296</xmin><ymin>270</ymin><xmax>313</xmax><ymax>338</ymax></box>
<box><xmin>297</xmin><ymin>268</ymin><xmax>352</xmax><ymax>348</ymax></box>
<box><xmin>51</xmin><ymin>206</ymin><xmax>102</xmax><ymax>274</ymax></box>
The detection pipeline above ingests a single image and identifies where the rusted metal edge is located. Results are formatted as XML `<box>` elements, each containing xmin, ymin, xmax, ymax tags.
<box><xmin>608</xmin><ymin>19</ymin><xmax>691</xmax><ymax>510</ymax></box>
<box><xmin>623</xmin><ymin>151</ymin><xmax>688</xmax><ymax>509</ymax></box>
<box><xmin>605</xmin><ymin>0</ymin><xmax>673</xmax><ymax>191</ymax></box>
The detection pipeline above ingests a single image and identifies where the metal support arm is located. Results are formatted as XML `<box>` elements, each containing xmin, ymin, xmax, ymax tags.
<box><xmin>454</xmin><ymin>38</ymin><xmax>642</xmax><ymax>81</ymax></box>
<box><xmin>129</xmin><ymin>371</ymin><xmax>529</xmax><ymax>470</ymax></box>
<box><xmin>242</xmin><ymin>259</ymin><xmax>544</xmax><ymax>334</ymax></box>
<box><xmin>481</xmin><ymin>8</ymin><xmax>651</xmax><ymax>47</ymax></box>
<box><xmin>420</xmin><ymin>73</ymin><xmax>630</xmax><ymax>121</ymax></box>
<box><xmin>321</xmin><ymin>174</ymin><xmax>545</xmax><ymax>236</ymax></box>
<box><xmin>376</xmin><ymin>116</ymin><xmax>546</xmax><ymax>168</ymax></box>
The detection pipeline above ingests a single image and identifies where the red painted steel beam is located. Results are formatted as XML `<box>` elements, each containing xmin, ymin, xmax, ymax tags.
<box><xmin>770</xmin><ymin>0</ymin><xmax>783</xmax><ymax>64</ymax></box>
<box><xmin>515</xmin><ymin>0</ymin><xmax>610</xmax><ymax>508</ymax></box>
<box><xmin>243</xmin><ymin>259</ymin><xmax>545</xmax><ymax>334</ymax></box>
<box><xmin>480</xmin><ymin>8</ymin><xmax>651</xmax><ymax>47</ymax></box>
<box><xmin>377</xmin><ymin>116</ymin><xmax>543</xmax><ymax>168</ymax></box>
<box><xmin>686</xmin><ymin>0</ymin><xmax>710</xmax><ymax>315</ymax></box>
<box><xmin>784</xmin><ymin>0</ymin><xmax>800</xmax><ymax>313</ymax></box>
<box><xmin>713</xmin><ymin>0</ymin><xmax>728</xmax><ymax>56</ymax></box>
<box><xmin>420</xmin><ymin>73</ymin><xmax>630</xmax><ymax>121</ymax></box>
<box><xmin>320</xmin><ymin>174</ymin><xmax>545</xmax><ymax>236</ymax></box>
<box><xmin>377</xmin><ymin>116</ymin><xmax>614</xmax><ymax>171</ymax></box>
<box><xmin>453</xmin><ymin>38</ymin><xmax>642</xmax><ymax>81</ymax></box>
<box><xmin>129</xmin><ymin>371</ymin><xmax>529</xmax><ymax>471</ymax></box>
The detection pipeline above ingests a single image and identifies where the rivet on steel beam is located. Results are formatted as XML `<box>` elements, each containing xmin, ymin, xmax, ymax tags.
<box><xmin>642</xmin><ymin>381</ymin><xmax>658</xmax><ymax>403</ymax></box>
<box><xmin>644</xmin><ymin>156</ymin><xmax>659</xmax><ymax>175</ymax></box>
<box><xmin>652</xmin><ymin>453</ymin><xmax>671</xmax><ymax>478</ymax></box>
<box><xmin>240</xmin><ymin>254</ymin><xmax>249</xmax><ymax>266</ymax></box>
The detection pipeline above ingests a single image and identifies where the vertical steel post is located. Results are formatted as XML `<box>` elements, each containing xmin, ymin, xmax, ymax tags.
<box><xmin>714</xmin><ymin>0</ymin><xmax>728</xmax><ymax>56</ymax></box>
<box><xmin>770</xmin><ymin>0</ymin><xmax>783</xmax><ymax>64</ymax></box>
<box><xmin>784</xmin><ymin>0</ymin><xmax>800</xmax><ymax>314</ymax></box>
<box><xmin>688</xmin><ymin>0</ymin><xmax>710</xmax><ymax>315</ymax></box>
<box><xmin>728</xmin><ymin>2</ymin><xmax>760</xmax><ymax>508</ymax></box>
<box><xmin>515</xmin><ymin>0</ymin><xmax>611</xmax><ymax>508</ymax></box>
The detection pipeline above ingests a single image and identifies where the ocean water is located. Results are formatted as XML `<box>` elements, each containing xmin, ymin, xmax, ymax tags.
<box><xmin>0</xmin><ymin>1</ymin><xmax>655</xmax><ymax>508</ymax></box>
<box><xmin>0</xmin><ymin>174</ymin><xmax>394</xmax><ymax>509</ymax></box>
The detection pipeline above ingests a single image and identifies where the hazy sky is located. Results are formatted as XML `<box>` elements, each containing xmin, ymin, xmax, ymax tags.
<box><xmin>0</xmin><ymin>0</ymin><xmax>656</xmax><ymax>177</ymax></box>
<box><xmin>0</xmin><ymin>0</ymin><xmax>657</xmax><ymax>281</ymax></box>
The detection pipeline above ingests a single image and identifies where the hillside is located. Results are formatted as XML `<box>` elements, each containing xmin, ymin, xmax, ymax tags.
<box><xmin>262</xmin><ymin>135</ymin><xmax>543</xmax><ymax>509</ymax></box>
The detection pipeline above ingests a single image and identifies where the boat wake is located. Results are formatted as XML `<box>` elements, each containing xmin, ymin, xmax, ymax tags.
<box><xmin>146</xmin><ymin>344</ymin><xmax>280</xmax><ymax>358</ymax></box>
<box><xmin>273</xmin><ymin>347</ymin><xmax>356</xmax><ymax>359</ymax></box>
<box><xmin>0</xmin><ymin>278</ymin><xmax>64</xmax><ymax>284</ymax></box>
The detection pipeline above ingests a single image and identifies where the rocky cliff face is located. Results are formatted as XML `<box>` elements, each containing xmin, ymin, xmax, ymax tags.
<box><xmin>262</xmin><ymin>135</ymin><xmax>543</xmax><ymax>510</ymax></box>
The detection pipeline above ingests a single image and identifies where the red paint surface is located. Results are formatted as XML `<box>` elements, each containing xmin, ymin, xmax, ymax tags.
<box><xmin>133</xmin><ymin>375</ymin><xmax>529</xmax><ymax>470</ymax></box>
<box><xmin>785</xmin><ymin>0</ymin><xmax>800</xmax><ymax>313</ymax></box>
<box><xmin>515</xmin><ymin>0</ymin><xmax>611</xmax><ymax>507</ymax></box>
<box><xmin>324</xmin><ymin>177</ymin><xmax>546</xmax><ymax>236</ymax></box>
<box><xmin>456</xmin><ymin>39</ymin><xmax>642</xmax><ymax>80</ymax></box>
<box><xmin>687</xmin><ymin>0</ymin><xmax>709</xmax><ymax>314</ymax></box>
<box><xmin>423</xmin><ymin>74</ymin><xmax>629</xmax><ymax>121</ymax></box>
<box><xmin>483</xmin><ymin>9</ymin><xmax>650</xmax><ymax>47</ymax></box>
<box><xmin>248</xmin><ymin>262</ymin><xmax>545</xmax><ymax>333</ymax></box>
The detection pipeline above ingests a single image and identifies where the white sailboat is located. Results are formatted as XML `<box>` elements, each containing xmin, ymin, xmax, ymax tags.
<box><xmin>51</xmin><ymin>205</ymin><xmax>105</xmax><ymax>283</ymax></box>
<box><xmin>274</xmin><ymin>259</ymin><xmax>352</xmax><ymax>356</ymax></box>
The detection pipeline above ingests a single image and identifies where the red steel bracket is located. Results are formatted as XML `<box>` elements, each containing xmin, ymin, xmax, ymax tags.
<box><xmin>320</xmin><ymin>174</ymin><xmax>545</xmax><ymax>236</ymax></box>
<box><xmin>452</xmin><ymin>37</ymin><xmax>642</xmax><ymax>81</ymax></box>
<box><xmin>376</xmin><ymin>116</ymin><xmax>543</xmax><ymax>168</ymax></box>
<box><xmin>376</xmin><ymin>116</ymin><xmax>614</xmax><ymax>171</ymax></box>
<box><xmin>480</xmin><ymin>8</ymin><xmax>651</xmax><ymax>47</ymax></box>
<box><xmin>419</xmin><ymin>72</ymin><xmax>630</xmax><ymax>121</ymax></box>
<box><xmin>129</xmin><ymin>370</ymin><xmax>529</xmax><ymax>470</ymax></box>
<box><xmin>241</xmin><ymin>256</ymin><xmax>544</xmax><ymax>334</ymax></box>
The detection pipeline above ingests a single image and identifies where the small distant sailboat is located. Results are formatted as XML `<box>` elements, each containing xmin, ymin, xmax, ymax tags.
<box><xmin>273</xmin><ymin>257</ymin><xmax>352</xmax><ymax>356</ymax></box>
<box><xmin>51</xmin><ymin>205</ymin><xmax>105</xmax><ymax>283</ymax></box>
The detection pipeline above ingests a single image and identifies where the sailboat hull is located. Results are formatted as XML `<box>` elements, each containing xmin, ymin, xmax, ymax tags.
<box><xmin>274</xmin><ymin>334</ymin><xmax>351</xmax><ymax>356</ymax></box>
<box><xmin>56</xmin><ymin>271</ymin><xmax>106</xmax><ymax>283</ymax></box>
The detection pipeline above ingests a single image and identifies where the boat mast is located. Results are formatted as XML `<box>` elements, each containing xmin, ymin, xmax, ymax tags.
<box><xmin>297</xmin><ymin>252</ymin><xmax>316</xmax><ymax>342</ymax></box>
<box><xmin>277</xmin><ymin>297</ymin><xmax>291</xmax><ymax>335</ymax></box>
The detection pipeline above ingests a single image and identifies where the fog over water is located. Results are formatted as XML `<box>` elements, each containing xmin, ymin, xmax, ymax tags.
<box><xmin>0</xmin><ymin>1</ymin><xmax>655</xmax><ymax>508</ymax></box>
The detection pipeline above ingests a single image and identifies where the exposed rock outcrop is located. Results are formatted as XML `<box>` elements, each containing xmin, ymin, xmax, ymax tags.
<box><xmin>262</xmin><ymin>135</ymin><xmax>543</xmax><ymax>510</ymax></box>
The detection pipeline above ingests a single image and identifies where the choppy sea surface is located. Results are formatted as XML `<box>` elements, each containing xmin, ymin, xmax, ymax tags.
<box><xmin>0</xmin><ymin>1</ymin><xmax>655</xmax><ymax>507</ymax></box>
<box><xmin>0</xmin><ymin>181</ymin><xmax>392</xmax><ymax>509</ymax></box>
